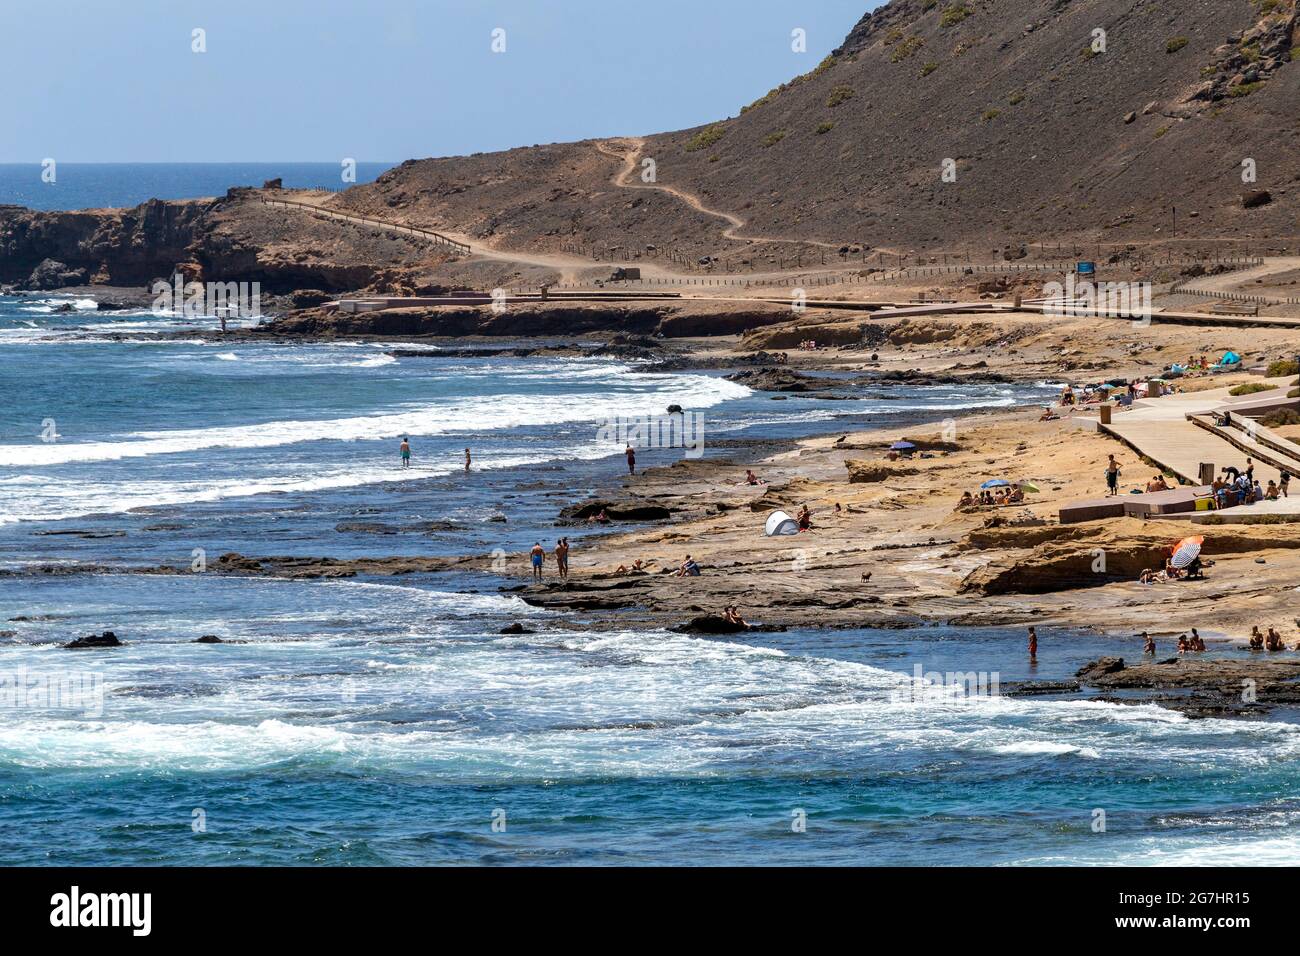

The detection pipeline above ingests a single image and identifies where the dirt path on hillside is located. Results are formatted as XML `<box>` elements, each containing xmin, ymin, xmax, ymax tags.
<box><xmin>595</xmin><ymin>138</ymin><xmax>850</xmax><ymax>253</ymax></box>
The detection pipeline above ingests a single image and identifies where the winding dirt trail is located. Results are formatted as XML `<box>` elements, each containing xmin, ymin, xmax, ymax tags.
<box><xmin>594</xmin><ymin>138</ymin><xmax>844</xmax><ymax>251</ymax></box>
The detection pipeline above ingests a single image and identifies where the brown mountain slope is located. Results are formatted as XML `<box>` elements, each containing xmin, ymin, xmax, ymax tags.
<box><xmin>336</xmin><ymin>0</ymin><xmax>1299</xmax><ymax>261</ymax></box>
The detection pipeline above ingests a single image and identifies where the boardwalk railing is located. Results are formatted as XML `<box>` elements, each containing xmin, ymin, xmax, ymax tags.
<box><xmin>258</xmin><ymin>195</ymin><xmax>471</xmax><ymax>255</ymax></box>
<box><xmin>1167</xmin><ymin>282</ymin><xmax>1300</xmax><ymax>307</ymax></box>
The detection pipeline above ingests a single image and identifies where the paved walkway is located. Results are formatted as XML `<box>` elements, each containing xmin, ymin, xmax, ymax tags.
<box><xmin>1101</xmin><ymin>378</ymin><xmax>1297</xmax><ymax>485</ymax></box>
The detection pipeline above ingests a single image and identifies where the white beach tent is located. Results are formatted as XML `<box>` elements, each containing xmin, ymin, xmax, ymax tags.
<box><xmin>764</xmin><ymin>510</ymin><xmax>800</xmax><ymax>536</ymax></box>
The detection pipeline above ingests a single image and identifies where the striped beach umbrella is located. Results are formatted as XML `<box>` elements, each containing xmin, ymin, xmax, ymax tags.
<box><xmin>1169</xmin><ymin>535</ymin><xmax>1204</xmax><ymax>570</ymax></box>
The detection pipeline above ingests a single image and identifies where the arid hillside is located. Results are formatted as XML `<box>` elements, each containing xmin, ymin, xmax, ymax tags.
<box><xmin>336</xmin><ymin>0</ymin><xmax>1299</xmax><ymax>260</ymax></box>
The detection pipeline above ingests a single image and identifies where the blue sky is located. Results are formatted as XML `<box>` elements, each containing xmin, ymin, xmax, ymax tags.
<box><xmin>1</xmin><ymin>0</ymin><xmax>873</xmax><ymax>163</ymax></box>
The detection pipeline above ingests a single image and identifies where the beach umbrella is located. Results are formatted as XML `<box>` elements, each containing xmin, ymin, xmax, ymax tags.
<box><xmin>980</xmin><ymin>479</ymin><xmax>1010</xmax><ymax>489</ymax></box>
<box><xmin>890</xmin><ymin>440</ymin><xmax>916</xmax><ymax>451</ymax></box>
<box><xmin>1095</xmin><ymin>383</ymin><xmax>1115</xmax><ymax>391</ymax></box>
<box><xmin>1017</xmin><ymin>480</ymin><xmax>1040</xmax><ymax>493</ymax></box>
<box><xmin>1169</xmin><ymin>535</ymin><xmax>1204</xmax><ymax>570</ymax></box>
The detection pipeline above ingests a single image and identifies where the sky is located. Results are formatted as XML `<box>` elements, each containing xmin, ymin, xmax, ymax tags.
<box><xmin>0</xmin><ymin>0</ymin><xmax>874</xmax><ymax>163</ymax></box>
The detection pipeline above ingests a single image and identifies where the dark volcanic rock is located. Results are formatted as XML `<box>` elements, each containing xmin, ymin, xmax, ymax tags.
<box><xmin>498</xmin><ymin>622</ymin><xmax>536</xmax><ymax>634</ymax></box>
<box><xmin>1076</xmin><ymin>656</ymin><xmax>1126</xmax><ymax>682</ymax></box>
<box><xmin>193</xmin><ymin>635</ymin><xmax>224</xmax><ymax>643</ymax></box>
<box><xmin>674</xmin><ymin>615</ymin><xmax>749</xmax><ymax>634</ymax></box>
<box><xmin>65</xmin><ymin>630</ymin><xmax>123</xmax><ymax>649</ymax></box>
<box><xmin>24</xmin><ymin>258</ymin><xmax>88</xmax><ymax>290</ymax></box>
<box><xmin>559</xmin><ymin>500</ymin><xmax>673</xmax><ymax>523</ymax></box>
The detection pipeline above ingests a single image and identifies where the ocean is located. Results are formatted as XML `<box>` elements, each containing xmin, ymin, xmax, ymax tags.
<box><xmin>0</xmin><ymin>162</ymin><xmax>393</xmax><ymax>211</ymax></box>
<box><xmin>2</xmin><ymin>171</ymin><xmax>1298</xmax><ymax>865</ymax></box>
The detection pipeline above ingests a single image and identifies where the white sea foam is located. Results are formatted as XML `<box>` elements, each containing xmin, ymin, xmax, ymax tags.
<box><xmin>0</xmin><ymin>372</ymin><xmax>750</xmax><ymax>468</ymax></box>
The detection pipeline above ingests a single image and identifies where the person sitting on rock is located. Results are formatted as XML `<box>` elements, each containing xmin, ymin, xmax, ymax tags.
<box><xmin>1265</xmin><ymin>480</ymin><xmax>1280</xmax><ymax>500</ymax></box>
<box><xmin>675</xmin><ymin>554</ymin><xmax>701</xmax><ymax>577</ymax></box>
<box><xmin>722</xmin><ymin>605</ymin><xmax>749</xmax><ymax>629</ymax></box>
<box><xmin>743</xmin><ymin>469</ymin><xmax>764</xmax><ymax>485</ymax></box>
<box><xmin>958</xmin><ymin>491</ymin><xmax>975</xmax><ymax>508</ymax></box>
<box><xmin>796</xmin><ymin>505</ymin><xmax>813</xmax><ymax>531</ymax></box>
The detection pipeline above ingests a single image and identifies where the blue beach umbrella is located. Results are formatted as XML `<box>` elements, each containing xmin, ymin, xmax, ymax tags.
<box><xmin>980</xmin><ymin>479</ymin><xmax>1010</xmax><ymax>489</ymax></box>
<box><xmin>890</xmin><ymin>441</ymin><xmax>917</xmax><ymax>451</ymax></box>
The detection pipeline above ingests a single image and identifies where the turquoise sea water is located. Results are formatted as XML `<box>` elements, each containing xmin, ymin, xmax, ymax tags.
<box><xmin>2</xmin><ymin>292</ymin><xmax>1298</xmax><ymax>866</ymax></box>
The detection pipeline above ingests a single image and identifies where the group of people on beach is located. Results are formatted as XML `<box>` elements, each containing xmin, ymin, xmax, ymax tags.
<box><xmin>957</xmin><ymin>486</ymin><xmax>1024</xmax><ymax>508</ymax></box>
<box><xmin>397</xmin><ymin>438</ymin><xmax>471</xmax><ymax>472</ymax></box>
<box><xmin>528</xmin><ymin>539</ymin><xmax>570</xmax><ymax>580</ymax></box>
<box><xmin>1249</xmin><ymin>626</ymin><xmax>1291</xmax><ymax>651</ymax></box>
<box><xmin>1136</xmin><ymin>626</ymin><xmax>1295</xmax><ymax>654</ymax></box>
<box><xmin>796</xmin><ymin>340</ymin><xmax>820</xmax><ymax>351</ymax></box>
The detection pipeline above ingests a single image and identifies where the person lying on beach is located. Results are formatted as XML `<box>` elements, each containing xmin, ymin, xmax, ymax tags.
<box><xmin>615</xmin><ymin>559</ymin><xmax>646</xmax><ymax>574</ymax></box>
<box><xmin>1138</xmin><ymin>568</ymin><xmax>1163</xmax><ymax>585</ymax></box>
<box><xmin>675</xmin><ymin>555</ymin><xmax>701</xmax><ymax>577</ymax></box>
<box><xmin>1249</xmin><ymin>626</ymin><xmax>1265</xmax><ymax>650</ymax></box>
<box><xmin>796</xmin><ymin>505</ymin><xmax>813</xmax><ymax>531</ymax></box>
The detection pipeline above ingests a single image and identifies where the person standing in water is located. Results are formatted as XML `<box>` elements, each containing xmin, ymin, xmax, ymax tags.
<box><xmin>529</xmin><ymin>542</ymin><xmax>545</xmax><ymax>581</ymax></box>
<box><xmin>465</xmin><ymin>447</ymin><xmax>471</xmax><ymax>472</ymax></box>
<box><xmin>555</xmin><ymin>538</ymin><xmax>569</xmax><ymax>579</ymax></box>
<box><xmin>625</xmin><ymin>443</ymin><xmax>636</xmax><ymax>475</ymax></box>
<box><xmin>399</xmin><ymin>437</ymin><xmax>411</xmax><ymax>469</ymax></box>
<box><xmin>1027</xmin><ymin>626</ymin><xmax>1038</xmax><ymax>662</ymax></box>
